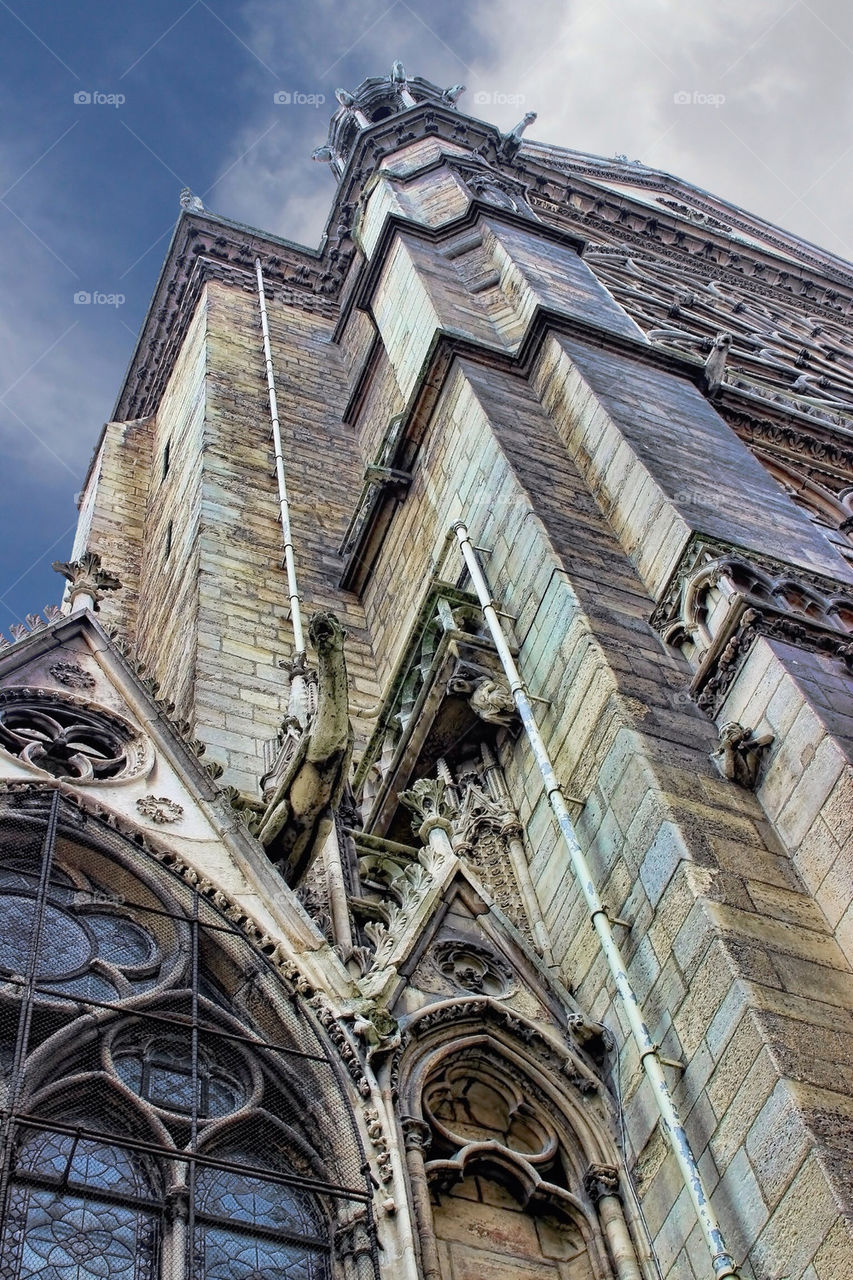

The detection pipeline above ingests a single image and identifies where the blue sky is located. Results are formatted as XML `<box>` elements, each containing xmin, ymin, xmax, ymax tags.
<box><xmin>2</xmin><ymin>0</ymin><xmax>852</xmax><ymax>632</ymax></box>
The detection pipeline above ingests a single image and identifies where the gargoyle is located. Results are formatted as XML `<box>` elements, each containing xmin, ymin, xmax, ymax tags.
<box><xmin>447</xmin><ymin>665</ymin><xmax>518</xmax><ymax>729</ymax></box>
<box><xmin>257</xmin><ymin>612</ymin><xmax>353</xmax><ymax>883</ymax></box>
<box><xmin>700</xmin><ymin>331</ymin><xmax>732</xmax><ymax>395</ymax></box>
<box><xmin>498</xmin><ymin>110</ymin><xmax>537</xmax><ymax>160</ymax></box>
<box><xmin>710</xmin><ymin>721</ymin><xmax>774</xmax><ymax>789</ymax></box>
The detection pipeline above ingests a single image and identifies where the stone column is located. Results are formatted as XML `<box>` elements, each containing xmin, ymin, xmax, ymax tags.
<box><xmin>584</xmin><ymin>1164</ymin><xmax>643</xmax><ymax>1280</ymax></box>
<box><xmin>163</xmin><ymin>1184</ymin><xmax>189</xmax><ymax>1280</ymax></box>
<box><xmin>401</xmin><ymin>1116</ymin><xmax>443</xmax><ymax>1280</ymax></box>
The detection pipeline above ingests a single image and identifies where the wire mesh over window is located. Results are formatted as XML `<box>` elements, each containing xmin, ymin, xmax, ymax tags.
<box><xmin>0</xmin><ymin>787</ymin><xmax>377</xmax><ymax>1280</ymax></box>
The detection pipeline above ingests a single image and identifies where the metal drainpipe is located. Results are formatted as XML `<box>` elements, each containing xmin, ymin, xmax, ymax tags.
<box><xmin>452</xmin><ymin>521</ymin><xmax>739</xmax><ymax>1280</ymax></box>
<box><xmin>255</xmin><ymin>258</ymin><xmax>307</xmax><ymax>707</ymax></box>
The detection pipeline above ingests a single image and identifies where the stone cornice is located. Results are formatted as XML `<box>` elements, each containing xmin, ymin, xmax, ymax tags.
<box><xmin>112</xmin><ymin>216</ymin><xmax>341</xmax><ymax>422</ymax></box>
<box><xmin>111</xmin><ymin>100</ymin><xmax>853</xmax><ymax>440</ymax></box>
<box><xmin>520</xmin><ymin>142</ymin><xmax>853</xmax><ymax>288</ymax></box>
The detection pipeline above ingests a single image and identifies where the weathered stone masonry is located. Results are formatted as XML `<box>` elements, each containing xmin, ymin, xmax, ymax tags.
<box><xmin>2</xmin><ymin>68</ymin><xmax>852</xmax><ymax>1280</ymax></box>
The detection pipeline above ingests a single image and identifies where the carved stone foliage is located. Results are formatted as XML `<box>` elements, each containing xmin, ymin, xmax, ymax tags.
<box><xmin>0</xmin><ymin>606</ymin><xmax>62</xmax><ymax>651</ymax></box>
<box><xmin>52</xmin><ymin>550</ymin><xmax>121</xmax><ymax>610</ymax></box>
<box><xmin>399</xmin><ymin>776</ymin><xmax>454</xmax><ymax>836</ymax></box>
<box><xmin>135</xmin><ymin>795</ymin><xmax>184</xmax><ymax>824</ymax></box>
<box><xmin>0</xmin><ymin>689</ymin><xmax>148</xmax><ymax>783</ymax></box>
<box><xmin>360</xmin><ymin>845</ymin><xmax>445</xmax><ymax>972</ymax></box>
<box><xmin>432</xmin><ymin>939</ymin><xmax>515</xmax><ymax>998</ymax></box>
<box><xmin>48</xmin><ymin>661</ymin><xmax>96</xmax><ymax>690</ymax></box>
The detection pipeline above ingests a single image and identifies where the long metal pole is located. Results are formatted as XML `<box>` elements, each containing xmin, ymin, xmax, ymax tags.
<box><xmin>452</xmin><ymin>521</ymin><xmax>739</xmax><ymax>1280</ymax></box>
<box><xmin>255</xmin><ymin>258</ymin><xmax>306</xmax><ymax>660</ymax></box>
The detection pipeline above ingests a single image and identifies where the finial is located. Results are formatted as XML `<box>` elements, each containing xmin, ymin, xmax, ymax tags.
<box><xmin>52</xmin><ymin>550</ymin><xmax>120</xmax><ymax>614</ymax></box>
<box><xmin>179</xmin><ymin>188</ymin><xmax>204</xmax><ymax>214</ymax></box>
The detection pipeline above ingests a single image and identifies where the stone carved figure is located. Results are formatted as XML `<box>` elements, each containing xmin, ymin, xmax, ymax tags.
<box><xmin>700</xmin><ymin>331</ymin><xmax>732</xmax><ymax>395</ymax></box>
<box><xmin>446</xmin><ymin>669</ymin><xmax>518</xmax><ymax>728</ymax></box>
<box><xmin>179</xmin><ymin>187</ymin><xmax>205</xmax><ymax>214</ymax></box>
<box><xmin>258</xmin><ymin>612</ymin><xmax>353</xmax><ymax>883</ymax></box>
<box><xmin>710</xmin><ymin>721</ymin><xmax>774</xmax><ymax>788</ymax></box>
<box><xmin>441</xmin><ymin>83</ymin><xmax>466</xmax><ymax>104</ymax></box>
<box><xmin>498</xmin><ymin>110</ymin><xmax>537</xmax><ymax>159</ymax></box>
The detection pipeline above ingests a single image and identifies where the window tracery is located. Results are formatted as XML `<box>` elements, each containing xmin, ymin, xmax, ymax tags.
<box><xmin>397</xmin><ymin>1013</ymin><xmax>642</xmax><ymax>1280</ymax></box>
<box><xmin>0</xmin><ymin>790</ymin><xmax>377</xmax><ymax>1280</ymax></box>
<box><xmin>0</xmin><ymin>693</ymin><xmax>145</xmax><ymax>783</ymax></box>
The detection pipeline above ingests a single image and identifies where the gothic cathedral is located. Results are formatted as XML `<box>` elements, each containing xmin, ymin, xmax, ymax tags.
<box><xmin>1</xmin><ymin>67</ymin><xmax>852</xmax><ymax>1280</ymax></box>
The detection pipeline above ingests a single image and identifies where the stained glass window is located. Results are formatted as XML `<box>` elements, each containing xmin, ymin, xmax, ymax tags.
<box><xmin>0</xmin><ymin>1133</ymin><xmax>158</xmax><ymax>1280</ymax></box>
<box><xmin>0</xmin><ymin>877</ymin><xmax>159</xmax><ymax>1001</ymax></box>
<box><xmin>114</xmin><ymin>1040</ymin><xmax>246</xmax><ymax>1119</ymax></box>
<box><xmin>194</xmin><ymin>1161</ymin><xmax>329</xmax><ymax>1280</ymax></box>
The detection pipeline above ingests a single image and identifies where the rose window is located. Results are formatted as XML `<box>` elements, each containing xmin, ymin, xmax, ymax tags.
<box><xmin>0</xmin><ymin>694</ymin><xmax>142</xmax><ymax>782</ymax></box>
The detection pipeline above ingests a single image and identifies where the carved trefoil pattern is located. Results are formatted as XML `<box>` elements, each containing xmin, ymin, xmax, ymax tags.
<box><xmin>432</xmin><ymin>939</ymin><xmax>515</xmax><ymax>997</ymax></box>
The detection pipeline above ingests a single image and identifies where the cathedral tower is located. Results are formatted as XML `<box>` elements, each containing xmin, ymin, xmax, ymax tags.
<box><xmin>1</xmin><ymin>67</ymin><xmax>852</xmax><ymax>1280</ymax></box>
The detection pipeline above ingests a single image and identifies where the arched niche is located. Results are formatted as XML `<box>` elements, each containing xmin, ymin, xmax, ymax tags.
<box><xmin>395</xmin><ymin>1001</ymin><xmax>646</xmax><ymax>1280</ymax></box>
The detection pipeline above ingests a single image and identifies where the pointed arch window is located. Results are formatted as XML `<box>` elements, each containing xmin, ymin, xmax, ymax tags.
<box><xmin>0</xmin><ymin>791</ymin><xmax>378</xmax><ymax>1280</ymax></box>
<box><xmin>1</xmin><ymin>1130</ymin><xmax>159</xmax><ymax>1280</ymax></box>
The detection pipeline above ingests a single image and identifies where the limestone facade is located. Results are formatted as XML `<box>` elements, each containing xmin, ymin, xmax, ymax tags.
<box><xmin>1</xmin><ymin>68</ymin><xmax>852</xmax><ymax>1280</ymax></box>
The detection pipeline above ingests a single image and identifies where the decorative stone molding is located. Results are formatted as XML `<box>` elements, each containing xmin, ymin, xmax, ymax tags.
<box><xmin>48</xmin><ymin>660</ymin><xmax>96</xmax><ymax>690</ymax></box>
<box><xmin>135</xmin><ymin>794</ymin><xmax>184</xmax><ymax>824</ymax></box>
<box><xmin>309</xmin><ymin>995</ymin><xmax>371</xmax><ymax>1098</ymax></box>
<box><xmin>433</xmin><ymin>939</ymin><xmax>515</xmax><ymax>998</ymax></box>
<box><xmin>398</xmin><ymin>998</ymin><xmax>602</xmax><ymax>1097</ymax></box>
<box><xmin>584</xmin><ymin>1163</ymin><xmax>621</xmax><ymax>1203</ymax></box>
<box><xmin>651</xmin><ymin>535</ymin><xmax>853</xmax><ymax>713</ymax></box>
<box><xmin>362</xmin><ymin>1107</ymin><xmax>394</xmax><ymax>1184</ymax></box>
